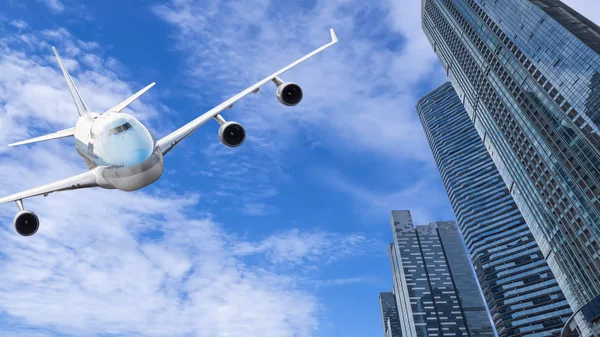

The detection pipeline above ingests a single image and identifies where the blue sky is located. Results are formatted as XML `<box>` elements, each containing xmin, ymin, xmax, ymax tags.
<box><xmin>0</xmin><ymin>0</ymin><xmax>598</xmax><ymax>337</ymax></box>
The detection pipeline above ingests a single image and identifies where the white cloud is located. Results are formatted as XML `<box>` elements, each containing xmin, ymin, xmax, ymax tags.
<box><xmin>152</xmin><ymin>0</ymin><xmax>451</xmax><ymax>225</ymax></box>
<box><xmin>168</xmin><ymin>134</ymin><xmax>288</xmax><ymax>216</ymax></box>
<box><xmin>231</xmin><ymin>229</ymin><xmax>380</xmax><ymax>267</ymax></box>
<box><xmin>0</xmin><ymin>195</ymin><xmax>319</xmax><ymax>336</ymax></box>
<box><xmin>0</xmin><ymin>25</ymin><xmax>373</xmax><ymax>337</ymax></box>
<box><xmin>240</xmin><ymin>202</ymin><xmax>278</xmax><ymax>216</ymax></box>
<box><xmin>0</xmin><ymin>141</ymin><xmax>321</xmax><ymax>336</ymax></box>
<box><xmin>313</xmin><ymin>167</ymin><xmax>453</xmax><ymax>226</ymax></box>
<box><xmin>9</xmin><ymin>20</ymin><xmax>28</xmax><ymax>30</ymax></box>
<box><xmin>153</xmin><ymin>0</ymin><xmax>445</xmax><ymax>162</ymax></box>
<box><xmin>562</xmin><ymin>0</ymin><xmax>600</xmax><ymax>26</ymax></box>
<box><xmin>309</xmin><ymin>277</ymin><xmax>370</xmax><ymax>287</ymax></box>
<box><xmin>38</xmin><ymin>0</ymin><xmax>64</xmax><ymax>14</ymax></box>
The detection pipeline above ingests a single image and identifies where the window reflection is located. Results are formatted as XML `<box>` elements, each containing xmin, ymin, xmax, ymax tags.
<box><xmin>108</xmin><ymin>122</ymin><xmax>133</xmax><ymax>136</ymax></box>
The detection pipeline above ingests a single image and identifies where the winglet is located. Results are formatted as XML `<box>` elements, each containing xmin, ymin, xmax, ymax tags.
<box><xmin>52</xmin><ymin>47</ymin><xmax>89</xmax><ymax>117</ymax></box>
<box><xmin>330</xmin><ymin>28</ymin><xmax>338</xmax><ymax>43</ymax></box>
<box><xmin>105</xmin><ymin>82</ymin><xmax>156</xmax><ymax>113</ymax></box>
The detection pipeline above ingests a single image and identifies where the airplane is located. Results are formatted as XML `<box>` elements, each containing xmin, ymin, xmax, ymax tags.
<box><xmin>0</xmin><ymin>29</ymin><xmax>338</xmax><ymax>237</ymax></box>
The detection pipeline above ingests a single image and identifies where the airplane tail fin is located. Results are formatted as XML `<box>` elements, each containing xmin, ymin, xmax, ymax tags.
<box><xmin>52</xmin><ymin>47</ymin><xmax>89</xmax><ymax>117</ymax></box>
<box><xmin>104</xmin><ymin>82</ymin><xmax>156</xmax><ymax>113</ymax></box>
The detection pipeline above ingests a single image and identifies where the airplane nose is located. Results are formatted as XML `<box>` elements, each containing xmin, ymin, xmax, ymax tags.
<box><xmin>128</xmin><ymin>148</ymin><xmax>151</xmax><ymax>166</ymax></box>
<box><xmin>103</xmin><ymin>150</ymin><xmax>163</xmax><ymax>191</ymax></box>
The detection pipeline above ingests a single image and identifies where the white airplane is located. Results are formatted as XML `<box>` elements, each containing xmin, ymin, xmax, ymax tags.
<box><xmin>0</xmin><ymin>29</ymin><xmax>338</xmax><ymax>237</ymax></box>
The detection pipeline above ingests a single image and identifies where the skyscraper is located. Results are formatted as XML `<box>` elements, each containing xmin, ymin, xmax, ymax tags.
<box><xmin>417</xmin><ymin>82</ymin><xmax>572</xmax><ymax>337</ymax></box>
<box><xmin>386</xmin><ymin>210</ymin><xmax>494</xmax><ymax>337</ymax></box>
<box><xmin>380</xmin><ymin>292</ymin><xmax>403</xmax><ymax>337</ymax></box>
<box><xmin>421</xmin><ymin>0</ymin><xmax>600</xmax><ymax>334</ymax></box>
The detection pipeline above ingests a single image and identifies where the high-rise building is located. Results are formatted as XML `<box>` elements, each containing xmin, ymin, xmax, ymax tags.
<box><xmin>421</xmin><ymin>0</ymin><xmax>600</xmax><ymax>334</ymax></box>
<box><xmin>380</xmin><ymin>292</ymin><xmax>403</xmax><ymax>337</ymax></box>
<box><xmin>386</xmin><ymin>210</ymin><xmax>494</xmax><ymax>337</ymax></box>
<box><xmin>417</xmin><ymin>82</ymin><xmax>572</xmax><ymax>337</ymax></box>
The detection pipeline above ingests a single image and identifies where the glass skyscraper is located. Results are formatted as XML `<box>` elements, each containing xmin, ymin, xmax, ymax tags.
<box><xmin>385</xmin><ymin>210</ymin><xmax>494</xmax><ymax>337</ymax></box>
<box><xmin>380</xmin><ymin>292</ymin><xmax>403</xmax><ymax>337</ymax></box>
<box><xmin>417</xmin><ymin>82</ymin><xmax>572</xmax><ymax>336</ymax></box>
<box><xmin>421</xmin><ymin>0</ymin><xmax>600</xmax><ymax>334</ymax></box>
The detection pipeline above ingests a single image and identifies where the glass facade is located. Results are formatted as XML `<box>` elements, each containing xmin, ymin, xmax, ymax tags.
<box><xmin>421</xmin><ymin>0</ymin><xmax>600</xmax><ymax>334</ymax></box>
<box><xmin>380</xmin><ymin>292</ymin><xmax>403</xmax><ymax>337</ymax></box>
<box><xmin>386</xmin><ymin>210</ymin><xmax>494</xmax><ymax>337</ymax></box>
<box><xmin>417</xmin><ymin>82</ymin><xmax>572</xmax><ymax>337</ymax></box>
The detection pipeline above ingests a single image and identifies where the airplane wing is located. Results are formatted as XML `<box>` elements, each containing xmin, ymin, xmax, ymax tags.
<box><xmin>156</xmin><ymin>28</ymin><xmax>338</xmax><ymax>155</ymax></box>
<box><xmin>9</xmin><ymin>127</ymin><xmax>75</xmax><ymax>147</ymax></box>
<box><xmin>0</xmin><ymin>170</ymin><xmax>99</xmax><ymax>205</ymax></box>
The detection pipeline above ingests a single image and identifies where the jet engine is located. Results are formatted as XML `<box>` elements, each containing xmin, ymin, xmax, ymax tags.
<box><xmin>276</xmin><ymin>82</ymin><xmax>303</xmax><ymax>106</ymax></box>
<box><xmin>218</xmin><ymin>121</ymin><xmax>246</xmax><ymax>147</ymax></box>
<box><xmin>14</xmin><ymin>210</ymin><xmax>39</xmax><ymax>236</ymax></box>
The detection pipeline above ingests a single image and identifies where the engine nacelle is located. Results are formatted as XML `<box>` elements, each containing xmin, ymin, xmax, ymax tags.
<box><xmin>276</xmin><ymin>82</ymin><xmax>303</xmax><ymax>106</ymax></box>
<box><xmin>218</xmin><ymin>121</ymin><xmax>246</xmax><ymax>147</ymax></box>
<box><xmin>14</xmin><ymin>210</ymin><xmax>39</xmax><ymax>236</ymax></box>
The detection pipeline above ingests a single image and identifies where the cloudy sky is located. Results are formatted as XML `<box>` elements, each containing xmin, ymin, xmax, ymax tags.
<box><xmin>0</xmin><ymin>0</ymin><xmax>598</xmax><ymax>336</ymax></box>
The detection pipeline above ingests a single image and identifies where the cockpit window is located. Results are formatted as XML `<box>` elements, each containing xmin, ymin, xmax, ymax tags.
<box><xmin>108</xmin><ymin>122</ymin><xmax>132</xmax><ymax>136</ymax></box>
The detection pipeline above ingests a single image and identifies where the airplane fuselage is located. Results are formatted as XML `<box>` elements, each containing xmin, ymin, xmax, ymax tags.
<box><xmin>74</xmin><ymin>112</ymin><xmax>164</xmax><ymax>191</ymax></box>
